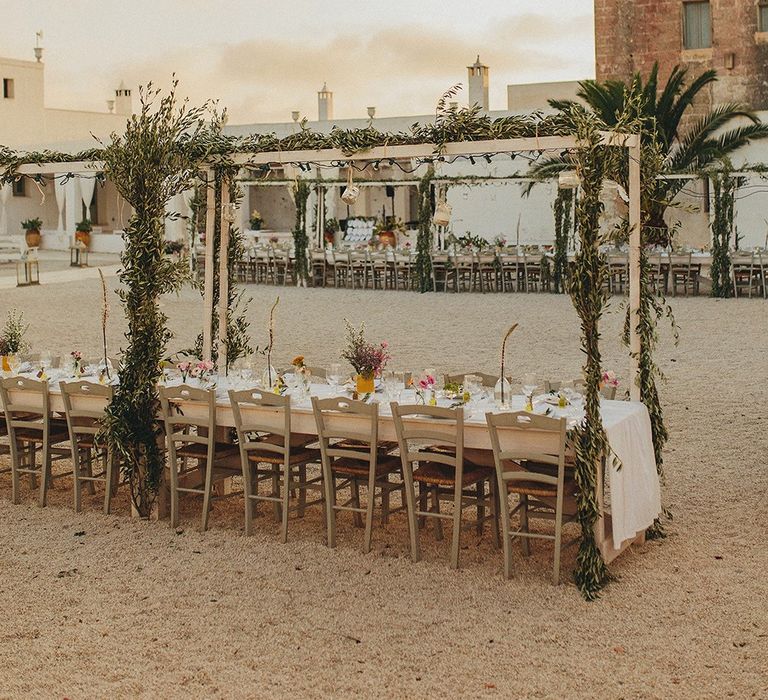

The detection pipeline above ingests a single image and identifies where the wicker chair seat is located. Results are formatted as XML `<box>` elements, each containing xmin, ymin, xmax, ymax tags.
<box><xmin>412</xmin><ymin>460</ymin><xmax>488</xmax><ymax>487</ymax></box>
<box><xmin>330</xmin><ymin>454</ymin><xmax>401</xmax><ymax>477</ymax></box>
<box><xmin>246</xmin><ymin>447</ymin><xmax>320</xmax><ymax>466</ymax></box>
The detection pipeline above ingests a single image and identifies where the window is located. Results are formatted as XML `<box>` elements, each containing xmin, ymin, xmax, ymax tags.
<box><xmin>759</xmin><ymin>1</ymin><xmax>768</xmax><ymax>32</ymax></box>
<box><xmin>12</xmin><ymin>179</ymin><xmax>26</xmax><ymax>197</ymax></box>
<box><xmin>2</xmin><ymin>78</ymin><xmax>14</xmax><ymax>99</ymax></box>
<box><xmin>683</xmin><ymin>1</ymin><xmax>712</xmax><ymax>49</ymax></box>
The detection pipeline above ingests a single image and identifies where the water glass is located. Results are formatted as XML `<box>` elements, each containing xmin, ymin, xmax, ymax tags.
<box><xmin>327</xmin><ymin>362</ymin><xmax>345</xmax><ymax>391</ymax></box>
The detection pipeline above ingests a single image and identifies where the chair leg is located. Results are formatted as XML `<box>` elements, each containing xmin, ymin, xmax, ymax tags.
<box><xmin>38</xmin><ymin>442</ymin><xmax>51</xmax><ymax>508</ymax></box>
<box><xmin>351</xmin><ymin>479</ymin><xmax>363</xmax><ymax>528</ymax></box>
<box><xmin>201</xmin><ymin>457</ymin><xmax>216</xmax><ymax>532</ymax></box>
<box><xmin>475</xmin><ymin>481</ymin><xmax>485</xmax><ymax>536</ymax></box>
<box><xmin>85</xmin><ymin>448</ymin><xmax>96</xmax><ymax>495</ymax></box>
<box><xmin>519</xmin><ymin>495</ymin><xmax>531</xmax><ymax>556</ymax></box>
<box><xmin>280</xmin><ymin>462</ymin><xmax>290</xmax><ymax>544</ymax></box>
<box><xmin>169</xmin><ymin>454</ymin><xmax>179</xmax><ymax>529</ymax></box>
<box><xmin>243</xmin><ymin>462</ymin><xmax>254</xmax><ymax>536</ymax></box>
<box><xmin>552</xmin><ymin>505</ymin><xmax>564</xmax><ymax>586</ymax></box>
<box><xmin>363</xmin><ymin>472</ymin><xmax>376</xmax><ymax>554</ymax></box>
<box><xmin>431</xmin><ymin>487</ymin><xmax>443</xmax><ymax>541</ymax></box>
<box><xmin>9</xmin><ymin>440</ymin><xmax>21</xmax><ymax>505</ymax></box>
<box><xmin>322</xmin><ymin>463</ymin><xmax>337</xmax><ymax>548</ymax></box>
<box><xmin>418</xmin><ymin>485</ymin><xmax>428</xmax><ymax>528</ymax></box>
<box><xmin>73</xmin><ymin>446</ymin><xmax>83</xmax><ymax>513</ymax></box>
<box><xmin>401</xmin><ymin>461</ymin><xmax>421</xmax><ymax>563</ymax></box>
<box><xmin>103</xmin><ymin>450</ymin><xmax>114</xmax><ymax>515</ymax></box>
<box><xmin>271</xmin><ymin>464</ymin><xmax>281</xmax><ymax>522</ymax></box>
<box><xmin>489</xmin><ymin>478</ymin><xmax>500</xmax><ymax>549</ymax></box>
<box><xmin>450</xmin><ymin>483</ymin><xmax>463</xmax><ymax>570</ymax></box>
<box><xmin>380</xmin><ymin>482</ymin><xmax>390</xmax><ymax>525</ymax></box>
<box><xmin>298</xmin><ymin>463</ymin><xmax>307</xmax><ymax>517</ymax></box>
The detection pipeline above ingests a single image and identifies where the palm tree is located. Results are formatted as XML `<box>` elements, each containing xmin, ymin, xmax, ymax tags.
<box><xmin>529</xmin><ymin>63</ymin><xmax>768</xmax><ymax>243</ymax></box>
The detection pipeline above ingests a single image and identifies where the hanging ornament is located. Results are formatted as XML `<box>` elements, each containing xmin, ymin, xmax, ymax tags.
<box><xmin>433</xmin><ymin>198</ymin><xmax>452</xmax><ymax>227</ymax></box>
<box><xmin>340</xmin><ymin>166</ymin><xmax>360</xmax><ymax>205</ymax></box>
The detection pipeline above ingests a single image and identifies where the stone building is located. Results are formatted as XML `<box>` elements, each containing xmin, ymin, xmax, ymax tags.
<box><xmin>595</xmin><ymin>0</ymin><xmax>768</xmax><ymax>110</ymax></box>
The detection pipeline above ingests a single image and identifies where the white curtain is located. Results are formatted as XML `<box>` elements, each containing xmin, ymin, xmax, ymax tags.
<box><xmin>79</xmin><ymin>177</ymin><xmax>96</xmax><ymax>222</ymax></box>
<box><xmin>54</xmin><ymin>174</ymin><xmax>66</xmax><ymax>232</ymax></box>
<box><xmin>0</xmin><ymin>183</ymin><xmax>11</xmax><ymax>236</ymax></box>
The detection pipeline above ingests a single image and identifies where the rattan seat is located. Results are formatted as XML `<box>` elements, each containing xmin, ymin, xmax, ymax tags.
<box><xmin>505</xmin><ymin>478</ymin><xmax>577</xmax><ymax>500</ymax></box>
<box><xmin>177</xmin><ymin>442</ymin><xmax>238</xmax><ymax>459</ymax></box>
<box><xmin>246</xmin><ymin>446</ymin><xmax>320</xmax><ymax>466</ymax></box>
<box><xmin>13</xmin><ymin>425</ymin><xmax>69</xmax><ymax>444</ymax></box>
<box><xmin>411</xmin><ymin>460</ymin><xmax>488</xmax><ymax>487</ymax></box>
<box><xmin>330</xmin><ymin>453</ymin><xmax>401</xmax><ymax>477</ymax></box>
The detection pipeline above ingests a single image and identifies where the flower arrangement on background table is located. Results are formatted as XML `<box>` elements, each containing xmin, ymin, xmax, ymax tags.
<box><xmin>341</xmin><ymin>320</ymin><xmax>391</xmax><ymax>395</ymax></box>
<box><xmin>0</xmin><ymin>309</ymin><xmax>29</xmax><ymax>372</ymax></box>
<box><xmin>415</xmin><ymin>373</ymin><xmax>437</xmax><ymax>406</ymax></box>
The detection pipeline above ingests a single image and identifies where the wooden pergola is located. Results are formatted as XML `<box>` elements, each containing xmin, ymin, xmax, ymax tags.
<box><xmin>11</xmin><ymin>131</ymin><xmax>642</xmax><ymax>401</ymax></box>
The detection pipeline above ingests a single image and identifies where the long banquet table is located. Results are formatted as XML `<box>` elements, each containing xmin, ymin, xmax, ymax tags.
<box><xmin>35</xmin><ymin>375</ymin><xmax>661</xmax><ymax>559</ymax></box>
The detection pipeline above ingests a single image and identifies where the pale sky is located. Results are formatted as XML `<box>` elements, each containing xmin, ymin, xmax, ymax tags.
<box><xmin>3</xmin><ymin>0</ymin><xmax>595</xmax><ymax>124</ymax></box>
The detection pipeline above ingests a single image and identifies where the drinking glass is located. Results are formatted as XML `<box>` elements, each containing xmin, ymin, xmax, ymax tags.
<box><xmin>463</xmin><ymin>374</ymin><xmax>481</xmax><ymax>404</ymax></box>
<box><xmin>7</xmin><ymin>354</ymin><xmax>21</xmax><ymax>375</ymax></box>
<box><xmin>382</xmin><ymin>369</ymin><xmax>398</xmax><ymax>400</ymax></box>
<box><xmin>327</xmin><ymin>362</ymin><xmax>345</xmax><ymax>392</ymax></box>
<box><xmin>522</xmin><ymin>372</ymin><xmax>538</xmax><ymax>398</ymax></box>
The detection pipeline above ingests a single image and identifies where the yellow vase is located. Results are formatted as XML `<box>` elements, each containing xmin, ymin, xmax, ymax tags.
<box><xmin>356</xmin><ymin>374</ymin><xmax>375</xmax><ymax>394</ymax></box>
<box><xmin>1</xmin><ymin>355</ymin><xmax>13</xmax><ymax>372</ymax></box>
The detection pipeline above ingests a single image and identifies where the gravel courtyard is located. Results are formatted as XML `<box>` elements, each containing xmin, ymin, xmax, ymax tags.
<box><xmin>0</xmin><ymin>273</ymin><xmax>766</xmax><ymax>699</ymax></box>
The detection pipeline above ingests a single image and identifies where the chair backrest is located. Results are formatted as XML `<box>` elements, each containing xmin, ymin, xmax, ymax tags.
<box><xmin>229</xmin><ymin>388</ymin><xmax>292</xmax><ymax>463</ymax></box>
<box><xmin>159</xmin><ymin>384</ymin><xmax>217</xmax><ymax>457</ymax></box>
<box><xmin>59</xmin><ymin>380</ymin><xmax>113</xmax><ymax>442</ymax></box>
<box><xmin>485</xmin><ymin>411</ymin><xmax>567</xmax><ymax>487</ymax></box>
<box><xmin>390</xmin><ymin>402</ymin><xmax>463</xmax><ymax>472</ymax></box>
<box><xmin>311</xmin><ymin>396</ymin><xmax>378</xmax><ymax>466</ymax></box>
<box><xmin>566</xmin><ymin>377</ymin><xmax>618</xmax><ymax>400</ymax></box>
<box><xmin>0</xmin><ymin>376</ymin><xmax>51</xmax><ymax>438</ymax></box>
<box><xmin>444</xmin><ymin>371</ymin><xmax>499</xmax><ymax>388</ymax></box>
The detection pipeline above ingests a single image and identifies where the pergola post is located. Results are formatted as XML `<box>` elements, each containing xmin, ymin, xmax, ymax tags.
<box><xmin>217</xmin><ymin>179</ymin><xmax>231</xmax><ymax>372</ymax></box>
<box><xmin>628</xmin><ymin>135</ymin><xmax>642</xmax><ymax>401</ymax></box>
<box><xmin>202</xmin><ymin>169</ymin><xmax>216</xmax><ymax>362</ymax></box>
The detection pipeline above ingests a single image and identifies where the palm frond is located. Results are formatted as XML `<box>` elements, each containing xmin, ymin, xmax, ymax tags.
<box><xmin>667</xmin><ymin>69</ymin><xmax>718</xmax><ymax>139</ymax></box>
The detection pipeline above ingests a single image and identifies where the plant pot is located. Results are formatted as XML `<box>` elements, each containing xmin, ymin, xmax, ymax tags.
<box><xmin>378</xmin><ymin>230</ymin><xmax>396</xmax><ymax>248</ymax></box>
<box><xmin>75</xmin><ymin>230</ymin><xmax>91</xmax><ymax>248</ymax></box>
<box><xmin>24</xmin><ymin>229</ymin><xmax>41</xmax><ymax>247</ymax></box>
<box><xmin>251</xmin><ymin>221</ymin><xmax>262</xmax><ymax>231</ymax></box>
<box><xmin>324</xmin><ymin>230</ymin><xmax>336</xmax><ymax>246</ymax></box>
<box><xmin>356</xmin><ymin>374</ymin><xmax>375</xmax><ymax>394</ymax></box>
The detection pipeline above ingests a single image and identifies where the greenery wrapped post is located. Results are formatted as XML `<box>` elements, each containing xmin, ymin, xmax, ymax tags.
<box><xmin>415</xmin><ymin>166</ymin><xmax>435</xmax><ymax>292</ymax></box>
<box><xmin>552</xmin><ymin>188</ymin><xmax>573</xmax><ymax>293</ymax></box>
<box><xmin>568</xmin><ymin>111</ymin><xmax>612</xmax><ymax>599</ymax></box>
<box><xmin>100</xmin><ymin>84</ymin><xmax>205</xmax><ymax>516</ymax></box>
<box><xmin>710</xmin><ymin>171</ymin><xmax>736</xmax><ymax>298</ymax></box>
<box><xmin>293</xmin><ymin>179</ymin><xmax>311</xmax><ymax>286</ymax></box>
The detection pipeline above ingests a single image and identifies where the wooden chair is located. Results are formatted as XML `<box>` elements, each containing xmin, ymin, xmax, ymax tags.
<box><xmin>159</xmin><ymin>384</ymin><xmax>241</xmax><ymax>530</ymax></box>
<box><xmin>430</xmin><ymin>253</ymin><xmax>456</xmax><ymax>292</ymax></box>
<box><xmin>310</xmin><ymin>250</ymin><xmax>327</xmax><ymax>287</ymax></box>
<box><xmin>312</xmin><ymin>396</ymin><xmax>403</xmax><ymax>553</ymax></box>
<box><xmin>607</xmin><ymin>254</ymin><xmax>628</xmax><ymax>294</ymax></box>
<box><xmin>393</xmin><ymin>252</ymin><xmax>412</xmax><ymax>290</ymax></box>
<box><xmin>59</xmin><ymin>380</ymin><xmax>119</xmax><ymax>514</ymax></box>
<box><xmin>476</xmin><ymin>253</ymin><xmax>498</xmax><ymax>293</ymax></box>
<box><xmin>732</xmin><ymin>253</ymin><xmax>760</xmax><ymax>298</ymax></box>
<box><xmin>454</xmin><ymin>253</ymin><xmax>476</xmax><ymax>292</ymax></box>
<box><xmin>229</xmin><ymin>389</ymin><xmax>321</xmax><ymax>542</ymax></box>
<box><xmin>391</xmin><ymin>403</ymin><xmax>498</xmax><ymax>569</ymax></box>
<box><xmin>648</xmin><ymin>253</ymin><xmax>668</xmax><ymax>294</ymax></box>
<box><xmin>555</xmin><ymin>377</ymin><xmax>618</xmax><ymax>401</ymax></box>
<box><xmin>486</xmin><ymin>411</ymin><xmax>578</xmax><ymax>584</ymax></box>
<box><xmin>669</xmin><ymin>253</ymin><xmax>693</xmax><ymax>296</ymax></box>
<box><xmin>498</xmin><ymin>253</ymin><xmax>525</xmax><ymax>292</ymax></box>
<box><xmin>0</xmin><ymin>376</ymin><xmax>70</xmax><ymax>507</ymax></box>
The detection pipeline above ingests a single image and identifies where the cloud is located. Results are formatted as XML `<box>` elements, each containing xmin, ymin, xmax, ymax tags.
<box><xmin>49</xmin><ymin>11</ymin><xmax>594</xmax><ymax>124</ymax></box>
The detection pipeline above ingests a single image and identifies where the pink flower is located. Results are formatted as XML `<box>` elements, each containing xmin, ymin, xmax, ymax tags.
<box><xmin>177</xmin><ymin>361</ymin><xmax>190</xmax><ymax>372</ymax></box>
<box><xmin>381</xmin><ymin>341</ymin><xmax>389</xmax><ymax>349</ymax></box>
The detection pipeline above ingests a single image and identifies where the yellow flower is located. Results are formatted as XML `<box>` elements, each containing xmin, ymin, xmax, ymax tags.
<box><xmin>291</xmin><ymin>355</ymin><xmax>305</xmax><ymax>367</ymax></box>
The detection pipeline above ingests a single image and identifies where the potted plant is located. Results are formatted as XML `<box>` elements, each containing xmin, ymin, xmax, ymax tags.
<box><xmin>341</xmin><ymin>319</ymin><xmax>390</xmax><ymax>395</ymax></box>
<box><xmin>21</xmin><ymin>218</ymin><xmax>43</xmax><ymax>248</ymax></box>
<box><xmin>0</xmin><ymin>309</ymin><xmax>29</xmax><ymax>372</ymax></box>
<box><xmin>324</xmin><ymin>217</ymin><xmax>339</xmax><ymax>246</ymax></box>
<box><xmin>249</xmin><ymin>209</ymin><xmax>263</xmax><ymax>231</ymax></box>
<box><xmin>75</xmin><ymin>219</ymin><xmax>93</xmax><ymax>248</ymax></box>
<box><xmin>375</xmin><ymin>216</ymin><xmax>405</xmax><ymax>248</ymax></box>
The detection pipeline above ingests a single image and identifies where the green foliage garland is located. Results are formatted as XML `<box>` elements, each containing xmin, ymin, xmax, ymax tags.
<box><xmin>100</xmin><ymin>84</ymin><xmax>204</xmax><ymax>516</ymax></box>
<box><xmin>568</xmin><ymin>110</ymin><xmax>613</xmax><ymax>599</ymax></box>
<box><xmin>415</xmin><ymin>166</ymin><xmax>435</xmax><ymax>292</ymax></box>
<box><xmin>710</xmin><ymin>171</ymin><xmax>736</xmax><ymax>298</ymax></box>
<box><xmin>553</xmin><ymin>188</ymin><xmax>573</xmax><ymax>293</ymax></box>
<box><xmin>293</xmin><ymin>179</ymin><xmax>311</xmax><ymax>285</ymax></box>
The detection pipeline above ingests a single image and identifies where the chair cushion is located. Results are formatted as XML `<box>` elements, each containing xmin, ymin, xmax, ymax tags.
<box><xmin>331</xmin><ymin>454</ymin><xmax>401</xmax><ymax>477</ymax></box>
<box><xmin>246</xmin><ymin>447</ymin><xmax>320</xmax><ymax>466</ymax></box>
<box><xmin>412</xmin><ymin>461</ymin><xmax>489</xmax><ymax>487</ymax></box>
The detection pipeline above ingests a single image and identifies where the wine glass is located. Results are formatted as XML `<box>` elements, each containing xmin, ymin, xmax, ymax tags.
<box><xmin>327</xmin><ymin>362</ymin><xmax>345</xmax><ymax>392</ymax></box>
<box><xmin>522</xmin><ymin>372</ymin><xmax>538</xmax><ymax>410</ymax></box>
<box><xmin>382</xmin><ymin>369</ymin><xmax>398</xmax><ymax>400</ymax></box>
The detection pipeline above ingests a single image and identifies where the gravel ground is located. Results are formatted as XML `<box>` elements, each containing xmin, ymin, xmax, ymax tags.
<box><xmin>0</xmin><ymin>275</ymin><xmax>766</xmax><ymax>699</ymax></box>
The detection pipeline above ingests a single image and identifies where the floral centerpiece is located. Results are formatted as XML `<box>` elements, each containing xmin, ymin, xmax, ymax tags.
<box><xmin>415</xmin><ymin>373</ymin><xmax>437</xmax><ymax>406</ymax></box>
<box><xmin>341</xmin><ymin>320</ymin><xmax>391</xmax><ymax>395</ymax></box>
<box><xmin>70</xmin><ymin>350</ymin><xmax>84</xmax><ymax>377</ymax></box>
<box><xmin>249</xmin><ymin>209</ymin><xmax>263</xmax><ymax>231</ymax></box>
<box><xmin>291</xmin><ymin>355</ymin><xmax>311</xmax><ymax>393</ymax></box>
<box><xmin>0</xmin><ymin>309</ymin><xmax>29</xmax><ymax>372</ymax></box>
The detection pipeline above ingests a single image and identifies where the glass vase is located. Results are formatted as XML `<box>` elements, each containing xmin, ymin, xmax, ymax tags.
<box><xmin>494</xmin><ymin>377</ymin><xmax>512</xmax><ymax>409</ymax></box>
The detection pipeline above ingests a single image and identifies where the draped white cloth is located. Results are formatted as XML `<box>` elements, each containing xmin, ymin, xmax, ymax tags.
<box><xmin>0</xmin><ymin>183</ymin><xmax>11</xmax><ymax>236</ymax></box>
<box><xmin>79</xmin><ymin>177</ymin><xmax>96</xmax><ymax>221</ymax></box>
<box><xmin>54</xmin><ymin>175</ymin><xmax>66</xmax><ymax>232</ymax></box>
